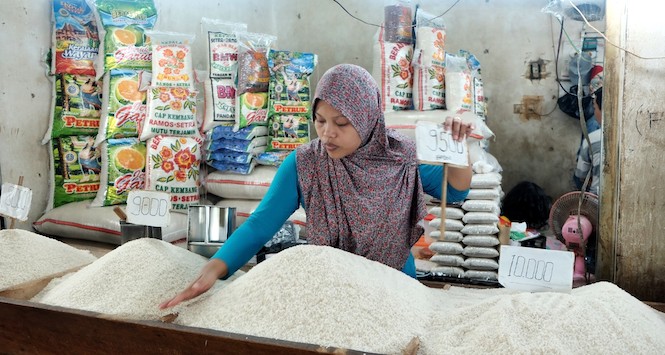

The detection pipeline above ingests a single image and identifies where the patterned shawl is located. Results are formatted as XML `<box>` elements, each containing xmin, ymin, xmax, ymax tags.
<box><xmin>296</xmin><ymin>64</ymin><xmax>427</xmax><ymax>270</ymax></box>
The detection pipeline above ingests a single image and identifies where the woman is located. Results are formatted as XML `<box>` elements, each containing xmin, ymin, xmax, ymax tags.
<box><xmin>160</xmin><ymin>64</ymin><xmax>473</xmax><ymax>309</ymax></box>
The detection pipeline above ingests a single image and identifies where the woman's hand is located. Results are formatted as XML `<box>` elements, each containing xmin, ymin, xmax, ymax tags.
<box><xmin>159</xmin><ymin>258</ymin><xmax>229</xmax><ymax>309</ymax></box>
<box><xmin>444</xmin><ymin>115</ymin><xmax>476</xmax><ymax>142</ymax></box>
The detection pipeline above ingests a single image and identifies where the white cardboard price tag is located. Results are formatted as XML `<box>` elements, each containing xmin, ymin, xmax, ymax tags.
<box><xmin>126</xmin><ymin>190</ymin><xmax>170</xmax><ymax>228</ymax></box>
<box><xmin>0</xmin><ymin>183</ymin><xmax>32</xmax><ymax>221</ymax></box>
<box><xmin>498</xmin><ymin>245</ymin><xmax>574</xmax><ymax>293</ymax></box>
<box><xmin>415</xmin><ymin>121</ymin><xmax>468</xmax><ymax>166</ymax></box>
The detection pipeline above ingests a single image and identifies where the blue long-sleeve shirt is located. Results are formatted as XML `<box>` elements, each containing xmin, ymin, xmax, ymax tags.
<box><xmin>213</xmin><ymin>151</ymin><xmax>468</xmax><ymax>277</ymax></box>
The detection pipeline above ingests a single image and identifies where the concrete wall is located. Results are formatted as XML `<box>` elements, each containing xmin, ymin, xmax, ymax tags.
<box><xmin>0</xmin><ymin>0</ymin><xmax>599</xmax><ymax>228</ymax></box>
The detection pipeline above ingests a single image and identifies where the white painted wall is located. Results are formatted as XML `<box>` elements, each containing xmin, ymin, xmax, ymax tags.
<box><xmin>0</xmin><ymin>0</ymin><xmax>602</xmax><ymax>228</ymax></box>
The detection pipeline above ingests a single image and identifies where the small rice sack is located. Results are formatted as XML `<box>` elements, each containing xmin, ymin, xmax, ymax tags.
<box><xmin>91</xmin><ymin>138</ymin><xmax>146</xmax><ymax>207</ymax></box>
<box><xmin>206</xmin><ymin>165</ymin><xmax>277</xmax><ymax>200</ymax></box>
<box><xmin>444</xmin><ymin>52</ymin><xmax>473</xmax><ymax>112</ymax></box>
<box><xmin>464</xmin><ymin>270</ymin><xmax>498</xmax><ymax>281</ymax></box>
<box><xmin>140</xmin><ymin>87</ymin><xmax>198</xmax><ymax>141</ymax></box>
<box><xmin>52</xmin><ymin>135</ymin><xmax>102</xmax><ymax>208</ymax></box>
<box><xmin>51</xmin><ymin>0</ymin><xmax>99</xmax><ymax>76</ymax></box>
<box><xmin>372</xmin><ymin>27</ymin><xmax>413</xmax><ymax>112</ymax></box>
<box><xmin>462</xmin><ymin>235</ymin><xmax>500</xmax><ymax>247</ymax></box>
<box><xmin>467</xmin><ymin>187</ymin><xmax>501</xmax><ymax>200</ymax></box>
<box><xmin>411</xmin><ymin>9</ymin><xmax>446</xmax><ymax>111</ymax></box>
<box><xmin>145</xmin><ymin>135</ymin><xmax>202</xmax><ymax>212</ymax></box>
<box><xmin>147</xmin><ymin>31</ymin><xmax>196</xmax><ymax>89</ymax></box>
<box><xmin>463</xmin><ymin>257</ymin><xmax>499</xmax><ymax>271</ymax></box>
<box><xmin>202</xmin><ymin>18</ymin><xmax>247</xmax><ymax>79</ymax></box>
<box><xmin>429</xmin><ymin>230</ymin><xmax>463</xmax><ymax>242</ymax></box>
<box><xmin>430</xmin><ymin>266</ymin><xmax>465</xmax><ymax>278</ymax></box>
<box><xmin>470</xmin><ymin>172</ymin><xmax>502</xmax><ymax>189</ymax></box>
<box><xmin>429</xmin><ymin>254</ymin><xmax>464</xmax><ymax>267</ymax></box>
<box><xmin>463</xmin><ymin>246</ymin><xmax>499</xmax><ymax>258</ymax></box>
<box><xmin>45</xmin><ymin>74</ymin><xmax>103</xmax><ymax>142</ymax></box>
<box><xmin>463</xmin><ymin>212</ymin><xmax>499</xmax><ymax>224</ymax></box>
<box><xmin>461</xmin><ymin>223</ymin><xmax>499</xmax><ymax>235</ymax></box>
<box><xmin>427</xmin><ymin>206</ymin><xmax>464</xmax><ymax>220</ymax></box>
<box><xmin>33</xmin><ymin>200</ymin><xmax>188</xmax><ymax>245</ymax></box>
<box><xmin>462</xmin><ymin>199</ymin><xmax>500</xmax><ymax>213</ymax></box>
<box><xmin>429</xmin><ymin>242</ymin><xmax>463</xmax><ymax>255</ymax></box>
<box><xmin>96</xmin><ymin>69</ymin><xmax>148</xmax><ymax>145</ymax></box>
<box><xmin>428</xmin><ymin>218</ymin><xmax>464</xmax><ymax>231</ymax></box>
<box><xmin>203</xmin><ymin>78</ymin><xmax>236</xmax><ymax>130</ymax></box>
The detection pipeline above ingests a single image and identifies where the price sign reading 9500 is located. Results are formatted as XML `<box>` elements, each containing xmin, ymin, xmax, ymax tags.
<box><xmin>498</xmin><ymin>245</ymin><xmax>574</xmax><ymax>293</ymax></box>
<box><xmin>126</xmin><ymin>190</ymin><xmax>170</xmax><ymax>227</ymax></box>
<box><xmin>415</xmin><ymin>121</ymin><xmax>469</xmax><ymax>166</ymax></box>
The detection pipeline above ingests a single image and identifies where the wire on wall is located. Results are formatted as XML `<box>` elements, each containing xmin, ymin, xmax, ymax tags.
<box><xmin>330</xmin><ymin>0</ymin><xmax>462</xmax><ymax>28</ymax></box>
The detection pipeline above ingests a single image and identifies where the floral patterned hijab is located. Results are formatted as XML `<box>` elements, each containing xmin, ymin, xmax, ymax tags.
<box><xmin>296</xmin><ymin>64</ymin><xmax>427</xmax><ymax>270</ymax></box>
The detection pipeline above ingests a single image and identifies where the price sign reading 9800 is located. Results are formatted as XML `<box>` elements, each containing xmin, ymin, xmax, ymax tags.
<box><xmin>126</xmin><ymin>190</ymin><xmax>170</xmax><ymax>227</ymax></box>
<box><xmin>415</xmin><ymin>121</ymin><xmax>468</xmax><ymax>166</ymax></box>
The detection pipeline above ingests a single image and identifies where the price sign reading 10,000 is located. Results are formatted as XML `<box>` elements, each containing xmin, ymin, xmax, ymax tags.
<box><xmin>415</xmin><ymin>121</ymin><xmax>468</xmax><ymax>167</ymax></box>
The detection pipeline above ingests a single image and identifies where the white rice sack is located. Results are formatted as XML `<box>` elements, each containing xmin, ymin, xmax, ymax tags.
<box><xmin>206</xmin><ymin>165</ymin><xmax>277</xmax><ymax>200</ymax></box>
<box><xmin>430</xmin><ymin>266</ymin><xmax>465</xmax><ymax>278</ymax></box>
<box><xmin>427</xmin><ymin>206</ymin><xmax>464</xmax><ymax>220</ymax></box>
<box><xmin>463</xmin><ymin>257</ymin><xmax>499</xmax><ymax>271</ymax></box>
<box><xmin>444</xmin><ymin>53</ymin><xmax>473</xmax><ymax>112</ymax></box>
<box><xmin>147</xmin><ymin>31</ymin><xmax>196</xmax><ymax>90</ymax></box>
<box><xmin>140</xmin><ymin>87</ymin><xmax>198</xmax><ymax>141</ymax></box>
<box><xmin>428</xmin><ymin>218</ymin><xmax>464</xmax><ymax>231</ymax></box>
<box><xmin>372</xmin><ymin>28</ymin><xmax>413</xmax><ymax>112</ymax></box>
<box><xmin>176</xmin><ymin>245</ymin><xmax>433</xmax><ymax>354</ymax></box>
<box><xmin>34</xmin><ymin>238</ymin><xmax>242</xmax><ymax>320</ymax></box>
<box><xmin>462</xmin><ymin>235</ymin><xmax>500</xmax><ymax>247</ymax></box>
<box><xmin>462</xmin><ymin>200</ymin><xmax>500</xmax><ymax>213</ymax></box>
<box><xmin>33</xmin><ymin>200</ymin><xmax>188</xmax><ymax>245</ymax></box>
<box><xmin>463</xmin><ymin>246</ymin><xmax>499</xmax><ymax>258</ymax></box>
<box><xmin>215</xmin><ymin>199</ymin><xmax>307</xmax><ymax>237</ymax></box>
<box><xmin>0</xmin><ymin>229</ymin><xmax>97</xmax><ymax>291</ymax></box>
<box><xmin>429</xmin><ymin>230</ymin><xmax>463</xmax><ymax>242</ymax></box>
<box><xmin>412</xmin><ymin>10</ymin><xmax>446</xmax><ymax>111</ymax></box>
<box><xmin>202</xmin><ymin>78</ymin><xmax>236</xmax><ymax>131</ymax></box>
<box><xmin>467</xmin><ymin>187</ymin><xmax>501</xmax><ymax>200</ymax></box>
<box><xmin>429</xmin><ymin>254</ymin><xmax>464</xmax><ymax>267</ymax></box>
<box><xmin>464</xmin><ymin>270</ymin><xmax>498</xmax><ymax>281</ymax></box>
<box><xmin>429</xmin><ymin>242</ymin><xmax>464</xmax><ymax>255</ymax></box>
<box><xmin>470</xmin><ymin>172</ymin><xmax>502</xmax><ymax>189</ymax></box>
<box><xmin>462</xmin><ymin>212</ymin><xmax>499</xmax><ymax>224</ymax></box>
<box><xmin>461</xmin><ymin>223</ymin><xmax>499</xmax><ymax>235</ymax></box>
<box><xmin>201</xmin><ymin>18</ymin><xmax>246</xmax><ymax>79</ymax></box>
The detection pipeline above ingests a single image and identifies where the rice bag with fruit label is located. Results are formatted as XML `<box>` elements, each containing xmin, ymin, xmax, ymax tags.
<box><xmin>91</xmin><ymin>138</ymin><xmax>147</xmax><ymax>207</ymax></box>
<box><xmin>146</xmin><ymin>136</ymin><xmax>201</xmax><ymax>212</ymax></box>
<box><xmin>93</xmin><ymin>0</ymin><xmax>157</xmax><ymax>76</ymax></box>
<box><xmin>140</xmin><ymin>87</ymin><xmax>198</xmax><ymax>141</ymax></box>
<box><xmin>266</xmin><ymin>50</ymin><xmax>316</xmax><ymax>151</ymax></box>
<box><xmin>51</xmin><ymin>0</ymin><xmax>99</xmax><ymax>76</ymax></box>
<box><xmin>96</xmin><ymin>69</ymin><xmax>147</xmax><ymax>145</ymax></box>
<box><xmin>234</xmin><ymin>32</ymin><xmax>275</xmax><ymax>131</ymax></box>
<box><xmin>47</xmin><ymin>74</ymin><xmax>103</xmax><ymax>140</ymax></box>
<box><xmin>52</xmin><ymin>135</ymin><xmax>102</xmax><ymax>208</ymax></box>
<box><xmin>201</xmin><ymin>18</ymin><xmax>247</xmax><ymax>79</ymax></box>
<box><xmin>236</xmin><ymin>92</ymin><xmax>269</xmax><ymax>130</ymax></box>
<box><xmin>146</xmin><ymin>31</ymin><xmax>196</xmax><ymax>89</ymax></box>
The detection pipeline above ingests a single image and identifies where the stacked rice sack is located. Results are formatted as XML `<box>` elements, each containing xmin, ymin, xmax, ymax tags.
<box><xmin>426</xmin><ymin>206</ymin><xmax>466</xmax><ymax>278</ymax></box>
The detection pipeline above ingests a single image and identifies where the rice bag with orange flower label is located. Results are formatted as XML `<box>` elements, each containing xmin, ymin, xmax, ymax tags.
<box><xmin>201</xmin><ymin>18</ymin><xmax>247</xmax><ymax>79</ymax></box>
<box><xmin>372</xmin><ymin>27</ymin><xmax>414</xmax><ymax>112</ymax></box>
<box><xmin>412</xmin><ymin>9</ymin><xmax>446</xmax><ymax>111</ymax></box>
<box><xmin>146</xmin><ymin>136</ymin><xmax>201</xmax><ymax>212</ymax></box>
<box><xmin>52</xmin><ymin>135</ymin><xmax>102</xmax><ymax>208</ymax></box>
<box><xmin>140</xmin><ymin>87</ymin><xmax>198</xmax><ymax>141</ymax></box>
<box><xmin>51</xmin><ymin>0</ymin><xmax>99</xmax><ymax>76</ymax></box>
<box><xmin>146</xmin><ymin>31</ymin><xmax>196</xmax><ymax>89</ymax></box>
<box><xmin>46</xmin><ymin>74</ymin><xmax>103</xmax><ymax>140</ymax></box>
<box><xmin>445</xmin><ymin>52</ymin><xmax>473</xmax><ymax>112</ymax></box>
<box><xmin>91</xmin><ymin>138</ymin><xmax>146</xmax><ymax>207</ymax></box>
<box><xmin>93</xmin><ymin>0</ymin><xmax>157</xmax><ymax>77</ymax></box>
<box><xmin>96</xmin><ymin>69</ymin><xmax>147</xmax><ymax>145</ymax></box>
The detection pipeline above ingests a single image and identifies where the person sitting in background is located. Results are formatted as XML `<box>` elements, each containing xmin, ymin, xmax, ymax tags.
<box><xmin>160</xmin><ymin>64</ymin><xmax>474</xmax><ymax>309</ymax></box>
<box><xmin>574</xmin><ymin>65</ymin><xmax>603</xmax><ymax>196</ymax></box>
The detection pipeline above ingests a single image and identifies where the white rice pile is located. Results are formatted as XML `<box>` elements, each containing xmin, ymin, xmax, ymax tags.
<box><xmin>34</xmin><ymin>238</ymin><xmax>242</xmax><ymax>320</ymax></box>
<box><xmin>0</xmin><ymin>229</ymin><xmax>96</xmax><ymax>290</ymax></box>
<box><xmin>421</xmin><ymin>282</ymin><xmax>665</xmax><ymax>354</ymax></box>
<box><xmin>176</xmin><ymin>245</ymin><xmax>435</xmax><ymax>354</ymax></box>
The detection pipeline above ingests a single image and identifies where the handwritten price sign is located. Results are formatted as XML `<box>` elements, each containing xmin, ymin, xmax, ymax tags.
<box><xmin>498</xmin><ymin>245</ymin><xmax>574</xmax><ymax>293</ymax></box>
<box><xmin>126</xmin><ymin>190</ymin><xmax>170</xmax><ymax>227</ymax></box>
<box><xmin>415</xmin><ymin>121</ymin><xmax>469</xmax><ymax>166</ymax></box>
<box><xmin>0</xmin><ymin>183</ymin><xmax>32</xmax><ymax>222</ymax></box>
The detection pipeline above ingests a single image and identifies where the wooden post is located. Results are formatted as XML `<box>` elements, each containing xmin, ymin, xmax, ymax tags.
<box><xmin>439</xmin><ymin>165</ymin><xmax>448</xmax><ymax>237</ymax></box>
<box><xmin>8</xmin><ymin>176</ymin><xmax>24</xmax><ymax>230</ymax></box>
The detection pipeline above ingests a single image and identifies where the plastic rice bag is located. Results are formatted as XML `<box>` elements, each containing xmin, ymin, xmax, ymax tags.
<box><xmin>96</xmin><ymin>69</ymin><xmax>148</xmax><ymax>144</ymax></box>
<box><xmin>51</xmin><ymin>0</ymin><xmax>99</xmax><ymax>76</ymax></box>
<box><xmin>52</xmin><ymin>135</ymin><xmax>102</xmax><ymax>207</ymax></box>
<box><xmin>412</xmin><ymin>9</ymin><xmax>446</xmax><ymax>111</ymax></box>
<box><xmin>140</xmin><ymin>87</ymin><xmax>198</xmax><ymax>141</ymax></box>
<box><xmin>91</xmin><ymin>138</ymin><xmax>146</xmax><ymax>206</ymax></box>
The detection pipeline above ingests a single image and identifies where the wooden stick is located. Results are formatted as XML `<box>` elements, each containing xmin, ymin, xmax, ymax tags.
<box><xmin>8</xmin><ymin>176</ymin><xmax>24</xmax><ymax>230</ymax></box>
<box><xmin>439</xmin><ymin>165</ymin><xmax>448</xmax><ymax>238</ymax></box>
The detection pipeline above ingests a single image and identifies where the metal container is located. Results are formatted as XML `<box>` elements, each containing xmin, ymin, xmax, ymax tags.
<box><xmin>187</xmin><ymin>205</ymin><xmax>236</xmax><ymax>258</ymax></box>
<box><xmin>119</xmin><ymin>221</ymin><xmax>162</xmax><ymax>245</ymax></box>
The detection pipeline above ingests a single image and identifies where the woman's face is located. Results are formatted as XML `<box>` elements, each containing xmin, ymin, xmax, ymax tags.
<box><xmin>314</xmin><ymin>100</ymin><xmax>362</xmax><ymax>159</ymax></box>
